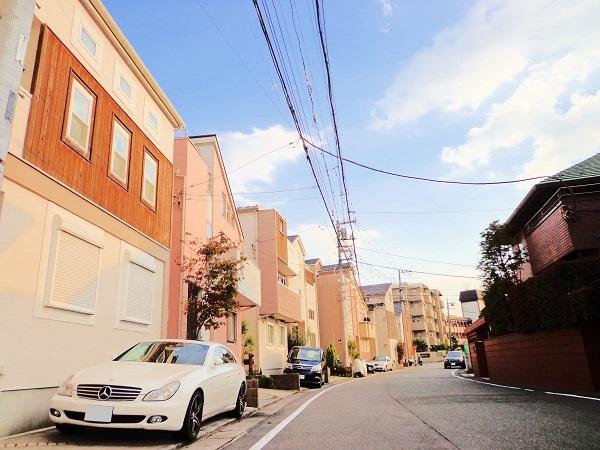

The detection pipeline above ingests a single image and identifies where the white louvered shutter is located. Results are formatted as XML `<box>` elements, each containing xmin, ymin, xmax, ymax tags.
<box><xmin>125</xmin><ymin>261</ymin><xmax>154</xmax><ymax>323</ymax></box>
<box><xmin>51</xmin><ymin>230</ymin><xmax>100</xmax><ymax>313</ymax></box>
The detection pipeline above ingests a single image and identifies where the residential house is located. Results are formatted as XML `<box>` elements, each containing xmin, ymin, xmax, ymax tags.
<box><xmin>459</xmin><ymin>289</ymin><xmax>485</xmax><ymax>323</ymax></box>
<box><xmin>0</xmin><ymin>0</ymin><xmax>184</xmax><ymax>436</ymax></box>
<box><xmin>361</xmin><ymin>283</ymin><xmax>399</xmax><ymax>364</ymax></box>
<box><xmin>391</xmin><ymin>283</ymin><xmax>416</xmax><ymax>361</ymax></box>
<box><xmin>405</xmin><ymin>283</ymin><xmax>448</xmax><ymax>350</ymax></box>
<box><xmin>287</xmin><ymin>237</ymin><xmax>320</xmax><ymax>347</ymax></box>
<box><xmin>448</xmin><ymin>316</ymin><xmax>472</xmax><ymax>349</ymax></box>
<box><xmin>237</xmin><ymin>207</ymin><xmax>302</xmax><ymax>374</ymax></box>
<box><xmin>316</xmin><ymin>263</ymin><xmax>374</xmax><ymax>366</ymax></box>
<box><xmin>505</xmin><ymin>153</ymin><xmax>600</xmax><ymax>278</ymax></box>
<box><xmin>168</xmin><ymin>135</ymin><xmax>261</xmax><ymax>360</ymax></box>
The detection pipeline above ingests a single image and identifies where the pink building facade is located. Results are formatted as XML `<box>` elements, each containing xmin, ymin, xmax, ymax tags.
<box><xmin>168</xmin><ymin>135</ymin><xmax>261</xmax><ymax>360</ymax></box>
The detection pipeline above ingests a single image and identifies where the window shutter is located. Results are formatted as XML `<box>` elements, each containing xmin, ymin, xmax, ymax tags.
<box><xmin>50</xmin><ymin>230</ymin><xmax>100</xmax><ymax>313</ymax></box>
<box><xmin>125</xmin><ymin>261</ymin><xmax>154</xmax><ymax>323</ymax></box>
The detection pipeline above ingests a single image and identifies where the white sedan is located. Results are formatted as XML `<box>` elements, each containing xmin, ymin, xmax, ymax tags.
<box><xmin>49</xmin><ymin>340</ymin><xmax>247</xmax><ymax>441</ymax></box>
<box><xmin>366</xmin><ymin>356</ymin><xmax>393</xmax><ymax>372</ymax></box>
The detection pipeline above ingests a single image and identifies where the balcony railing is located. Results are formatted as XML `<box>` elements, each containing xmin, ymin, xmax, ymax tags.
<box><xmin>276</xmin><ymin>282</ymin><xmax>302</xmax><ymax>322</ymax></box>
<box><xmin>237</xmin><ymin>260</ymin><xmax>261</xmax><ymax>307</ymax></box>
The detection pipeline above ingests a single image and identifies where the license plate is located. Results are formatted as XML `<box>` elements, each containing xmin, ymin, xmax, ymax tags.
<box><xmin>299</xmin><ymin>375</ymin><xmax>305</xmax><ymax>380</ymax></box>
<box><xmin>84</xmin><ymin>405</ymin><xmax>113</xmax><ymax>423</ymax></box>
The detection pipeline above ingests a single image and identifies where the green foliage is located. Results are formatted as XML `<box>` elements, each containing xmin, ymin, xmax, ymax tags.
<box><xmin>325</xmin><ymin>343</ymin><xmax>338</xmax><ymax>370</ymax></box>
<box><xmin>243</xmin><ymin>335</ymin><xmax>255</xmax><ymax>355</ymax></box>
<box><xmin>396</xmin><ymin>342</ymin><xmax>404</xmax><ymax>362</ymax></box>
<box><xmin>241</xmin><ymin>320</ymin><xmax>249</xmax><ymax>336</ymax></box>
<box><xmin>258</xmin><ymin>375</ymin><xmax>274</xmax><ymax>389</ymax></box>
<box><xmin>347</xmin><ymin>339</ymin><xmax>360</xmax><ymax>360</ymax></box>
<box><xmin>430</xmin><ymin>343</ymin><xmax>448</xmax><ymax>352</ymax></box>
<box><xmin>288</xmin><ymin>327</ymin><xmax>306</xmax><ymax>349</ymax></box>
<box><xmin>181</xmin><ymin>232</ymin><xmax>246</xmax><ymax>338</ymax></box>
<box><xmin>413</xmin><ymin>338</ymin><xmax>428</xmax><ymax>352</ymax></box>
<box><xmin>449</xmin><ymin>335</ymin><xmax>460</xmax><ymax>350</ymax></box>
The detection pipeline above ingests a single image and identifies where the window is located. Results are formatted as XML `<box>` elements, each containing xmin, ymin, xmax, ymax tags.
<box><xmin>222</xmin><ymin>347</ymin><xmax>236</xmax><ymax>364</ymax></box>
<box><xmin>49</xmin><ymin>230</ymin><xmax>101</xmax><ymax>314</ymax></box>
<box><xmin>116</xmin><ymin>342</ymin><xmax>209</xmax><ymax>365</ymax></box>
<box><xmin>64</xmin><ymin>77</ymin><xmax>95</xmax><ymax>156</ymax></box>
<box><xmin>79</xmin><ymin>26</ymin><xmax>97</xmax><ymax>58</ymax></box>
<box><xmin>118</xmin><ymin>75</ymin><xmax>132</xmax><ymax>99</ymax></box>
<box><xmin>277</xmin><ymin>274</ymin><xmax>287</xmax><ymax>285</ymax></box>
<box><xmin>308</xmin><ymin>309</ymin><xmax>315</xmax><ymax>320</ymax></box>
<box><xmin>123</xmin><ymin>261</ymin><xmax>154</xmax><ymax>324</ymax></box>
<box><xmin>142</xmin><ymin>151</ymin><xmax>158</xmax><ymax>209</ymax></box>
<box><xmin>206</xmin><ymin>222</ymin><xmax>213</xmax><ymax>239</ymax></box>
<box><xmin>279</xmin><ymin>325</ymin><xmax>286</xmax><ymax>347</ymax></box>
<box><xmin>221</xmin><ymin>193</ymin><xmax>226</xmax><ymax>216</ymax></box>
<box><xmin>109</xmin><ymin>118</ymin><xmax>131</xmax><ymax>186</ymax></box>
<box><xmin>227</xmin><ymin>313</ymin><xmax>237</xmax><ymax>342</ymax></box>
<box><xmin>266</xmin><ymin>323</ymin><xmax>275</xmax><ymax>346</ymax></box>
<box><xmin>147</xmin><ymin>110</ymin><xmax>158</xmax><ymax>131</ymax></box>
<box><xmin>278</xmin><ymin>218</ymin><xmax>284</xmax><ymax>233</ymax></box>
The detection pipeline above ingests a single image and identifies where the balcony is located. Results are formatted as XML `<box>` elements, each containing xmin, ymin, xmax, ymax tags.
<box><xmin>237</xmin><ymin>260</ymin><xmax>261</xmax><ymax>307</ymax></box>
<box><xmin>275</xmin><ymin>282</ymin><xmax>302</xmax><ymax>322</ymax></box>
<box><xmin>359</xmin><ymin>321</ymin><xmax>376</xmax><ymax>339</ymax></box>
<box><xmin>412</xmin><ymin>319</ymin><xmax>426</xmax><ymax>331</ymax></box>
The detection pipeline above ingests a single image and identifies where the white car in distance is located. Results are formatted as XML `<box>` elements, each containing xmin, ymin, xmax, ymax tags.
<box><xmin>49</xmin><ymin>340</ymin><xmax>246</xmax><ymax>441</ymax></box>
<box><xmin>367</xmin><ymin>355</ymin><xmax>393</xmax><ymax>372</ymax></box>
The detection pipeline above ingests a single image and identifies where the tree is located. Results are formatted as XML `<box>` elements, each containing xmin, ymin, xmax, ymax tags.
<box><xmin>413</xmin><ymin>338</ymin><xmax>428</xmax><ymax>352</ymax></box>
<box><xmin>288</xmin><ymin>326</ymin><xmax>306</xmax><ymax>349</ymax></box>
<box><xmin>449</xmin><ymin>335</ymin><xmax>460</xmax><ymax>351</ymax></box>
<box><xmin>180</xmin><ymin>232</ymin><xmax>246</xmax><ymax>340</ymax></box>
<box><xmin>396</xmin><ymin>342</ymin><xmax>404</xmax><ymax>363</ymax></box>
<box><xmin>478</xmin><ymin>221</ymin><xmax>528</xmax><ymax>336</ymax></box>
<box><xmin>241</xmin><ymin>320</ymin><xmax>255</xmax><ymax>355</ymax></box>
<box><xmin>325</xmin><ymin>344</ymin><xmax>338</xmax><ymax>370</ymax></box>
<box><xmin>347</xmin><ymin>339</ymin><xmax>360</xmax><ymax>360</ymax></box>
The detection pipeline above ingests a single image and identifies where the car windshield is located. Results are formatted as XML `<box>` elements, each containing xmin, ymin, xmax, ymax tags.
<box><xmin>374</xmin><ymin>356</ymin><xmax>387</xmax><ymax>361</ymax></box>
<box><xmin>447</xmin><ymin>351</ymin><xmax>463</xmax><ymax>358</ymax></box>
<box><xmin>289</xmin><ymin>347</ymin><xmax>321</xmax><ymax>361</ymax></box>
<box><xmin>114</xmin><ymin>341</ymin><xmax>210</xmax><ymax>365</ymax></box>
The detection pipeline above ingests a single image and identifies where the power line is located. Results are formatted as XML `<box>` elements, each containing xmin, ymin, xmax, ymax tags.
<box><xmin>355</xmin><ymin>247</ymin><xmax>476</xmax><ymax>268</ymax></box>
<box><xmin>357</xmin><ymin>208</ymin><xmax>513</xmax><ymax>215</ymax></box>
<box><xmin>188</xmin><ymin>185</ymin><xmax>316</xmax><ymax>197</ymax></box>
<box><xmin>303</xmin><ymin>139</ymin><xmax>549</xmax><ymax>185</ymax></box>
<box><xmin>358</xmin><ymin>261</ymin><xmax>481</xmax><ymax>279</ymax></box>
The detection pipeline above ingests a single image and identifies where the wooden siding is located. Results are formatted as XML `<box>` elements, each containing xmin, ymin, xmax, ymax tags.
<box><xmin>23</xmin><ymin>26</ymin><xmax>173</xmax><ymax>247</ymax></box>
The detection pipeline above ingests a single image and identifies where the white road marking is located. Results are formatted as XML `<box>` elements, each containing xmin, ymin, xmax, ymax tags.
<box><xmin>452</xmin><ymin>370</ymin><xmax>600</xmax><ymax>401</ymax></box>
<box><xmin>248</xmin><ymin>372</ymin><xmax>392</xmax><ymax>450</ymax></box>
<box><xmin>544</xmin><ymin>391</ymin><xmax>600</xmax><ymax>401</ymax></box>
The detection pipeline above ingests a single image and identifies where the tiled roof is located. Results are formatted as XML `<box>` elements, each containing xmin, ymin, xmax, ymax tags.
<box><xmin>287</xmin><ymin>235</ymin><xmax>300</xmax><ymax>243</ymax></box>
<box><xmin>540</xmin><ymin>153</ymin><xmax>600</xmax><ymax>184</ymax></box>
<box><xmin>361</xmin><ymin>283</ymin><xmax>392</xmax><ymax>297</ymax></box>
<box><xmin>305</xmin><ymin>258</ymin><xmax>320</xmax><ymax>265</ymax></box>
<box><xmin>320</xmin><ymin>262</ymin><xmax>353</xmax><ymax>272</ymax></box>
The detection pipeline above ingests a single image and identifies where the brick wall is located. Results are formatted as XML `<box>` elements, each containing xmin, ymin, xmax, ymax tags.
<box><xmin>526</xmin><ymin>205</ymin><xmax>574</xmax><ymax>274</ymax></box>
<box><xmin>484</xmin><ymin>328</ymin><xmax>596</xmax><ymax>392</ymax></box>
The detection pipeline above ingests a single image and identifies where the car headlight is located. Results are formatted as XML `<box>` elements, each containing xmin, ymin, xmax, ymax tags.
<box><xmin>57</xmin><ymin>375</ymin><xmax>74</xmax><ymax>397</ymax></box>
<box><xmin>143</xmin><ymin>381</ymin><xmax>180</xmax><ymax>402</ymax></box>
<box><xmin>310</xmin><ymin>365</ymin><xmax>321</xmax><ymax>372</ymax></box>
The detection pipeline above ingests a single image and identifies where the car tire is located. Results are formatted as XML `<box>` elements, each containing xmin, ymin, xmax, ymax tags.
<box><xmin>230</xmin><ymin>384</ymin><xmax>246</xmax><ymax>419</ymax></box>
<box><xmin>55</xmin><ymin>424</ymin><xmax>81</xmax><ymax>434</ymax></box>
<box><xmin>175</xmin><ymin>391</ymin><xmax>203</xmax><ymax>442</ymax></box>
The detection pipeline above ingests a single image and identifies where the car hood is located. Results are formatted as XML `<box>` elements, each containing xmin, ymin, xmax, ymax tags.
<box><xmin>73</xmin><ymin>361</ymin><xmax>201</xmax><ymax>390</ymax></box>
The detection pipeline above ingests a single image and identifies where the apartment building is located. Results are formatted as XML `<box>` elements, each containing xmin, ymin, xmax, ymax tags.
<box><xmin>168</xmin><ymin>135</ymin><xmax>261</xmax><ymax>360</ymax></box>
<box><xmin>391</xmin><ymin>283</ymin><xmax>415</xmax><ymax>360</ymax></box>
<box><xmin>317</xmin><ymin>263</ymin><xmax>373</xmax><ymax>366</ymax></box>
<box><xmin>361</xmin><ymin>283</ymin><xmax>399</xmax><ymax>364</ymax></box>
<box><xmin>287</xmin><ymin>237</ymin><xmax>320</xmax><ymax>347</ymax></box>
<box><xmin>0</xmin><ymin>0</ymin><xmax>184</xmax><ymax>436</ymax></box>
<box><xmin>237</xmin><ymin>207</ymin><xmax>302</xmax><ymax>374</ymax></box>
<box><xmin>459</xmin><ymin>289</ymin><xmax>485</xmax><ymax>323</ymax></box>
<box><xmin>405</xmin><ymin>283</ymin><xmax>449</xmax><ymax>350</ymax></box>
<box><xmin>448</xmin><ymin>316</ymin><xmax>472</xmax><ymax>349</ymax></box>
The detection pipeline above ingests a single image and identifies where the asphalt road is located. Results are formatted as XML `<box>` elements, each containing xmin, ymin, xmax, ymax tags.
<box><xmin>227</xmin><ymin>365</ymin><xmax>600</xmax><ymax>450</ymax></box>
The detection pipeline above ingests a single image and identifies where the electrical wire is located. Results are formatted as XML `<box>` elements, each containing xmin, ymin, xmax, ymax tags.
<box><xmin>355</xmin><ymin>246</ymin><xmax>476</xmax><ymax>268</ymax></box>
<box><xmin>358</xmin><ymin>261</ymin><xmax>481</xmax><ymax>279</ymax></box>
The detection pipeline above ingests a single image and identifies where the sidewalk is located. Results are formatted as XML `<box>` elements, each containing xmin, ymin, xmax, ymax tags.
<box><xmin>0</xmin><ymin>388</ymin><xmax>303</xmax><ymax>449</ymax></box>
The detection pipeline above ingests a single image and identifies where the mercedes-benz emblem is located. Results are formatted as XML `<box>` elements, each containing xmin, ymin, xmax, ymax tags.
<box><xmin>97</xmin><ymin>386</ymin><xmax>112</xmax><ymax>400</ymax></box>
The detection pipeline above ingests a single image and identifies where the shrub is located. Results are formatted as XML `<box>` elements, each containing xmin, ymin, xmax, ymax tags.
<box><xmin>396</xmin><ymin>342</ymin><xmax>404</xmax><ymax>362</ymax></box>
<box><xmin>325</xmin><ymin>343</ymin><xmax>338</xmax><ymax>371</ymax></box>
<box><xmin>347</xmin><ymin>339</ymin><xmax>360</xmax><ymax>360</ymax></box>
<box><xmin>258</xmin><ymin>375</ymin><xmax>274</xmax><ymax>389</ymax></box>
<box><xmin>413</xmin><ymin>338</ymin><xmax>428</xmax><ymax>352</ymax></box>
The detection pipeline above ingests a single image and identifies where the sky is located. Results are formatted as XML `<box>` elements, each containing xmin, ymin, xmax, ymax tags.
<box><xmin>104</xmin><ymin>0</ymin><xmax>600</xmax><ymax>316</ymax></box>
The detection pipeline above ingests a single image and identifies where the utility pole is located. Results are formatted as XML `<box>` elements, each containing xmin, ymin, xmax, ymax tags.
<box><xmin>0</xmin><ymin>0</ymin><xmax>35</xmax><ymax>202</ymax></box>
<box><xmin>397</xmin><ymin>269</ymin><xmax>410</xmax><ymax>361</ymax></box>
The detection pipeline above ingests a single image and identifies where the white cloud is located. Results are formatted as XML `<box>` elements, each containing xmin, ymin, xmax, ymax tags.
<box><xmin>371</xmin><ymin>0</ymin><xmax>600</xmax><ymax>129</ymax></box>
<box><xmin>217</xmin><ymin>125</ymin><xmax>301</xmax><ymax>196</ymax></box>
<box><xmin>379</xmin><ymin>0</ymin><xmax>393</xmax><ymax>17</ymax></box>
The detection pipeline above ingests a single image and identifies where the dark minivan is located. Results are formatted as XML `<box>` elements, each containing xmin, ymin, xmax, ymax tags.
<box><xmin>284</xmin><ymin>346</ymin><xmax>328</xmax><ymax>387</ymax></box>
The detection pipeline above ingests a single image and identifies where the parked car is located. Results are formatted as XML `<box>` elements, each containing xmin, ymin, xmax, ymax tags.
<box><xmin>49</xmin><ymin>340</ymin><xmax>246</xmax><ymax>441</ymax></box>
<box><xmin>366</xmin><ymin>355</ymin><xmax>393</xmax><ymax>372</ymax></box>
<box><xmin>284</xmin><ymin>346</ymin><xmax>328</xmax><ymax>387</ymax></box>
<box><xmin>444</xmin><ymin>350</ymin><xmax>466</xmax><ymax>369</ymax></box>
